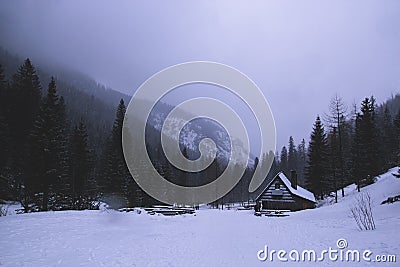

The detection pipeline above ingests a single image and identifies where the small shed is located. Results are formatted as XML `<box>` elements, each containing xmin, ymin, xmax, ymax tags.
<box><xmin>255</xmin><ymin>171</ymin><xmax>316</xmax><ymax>211</ymax></box>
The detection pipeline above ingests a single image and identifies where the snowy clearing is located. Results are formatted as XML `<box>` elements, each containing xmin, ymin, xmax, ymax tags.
<box><xmin>1</xmin><ymin>168</ymin><xmax>399</xmax><ymax>266</ymax></box>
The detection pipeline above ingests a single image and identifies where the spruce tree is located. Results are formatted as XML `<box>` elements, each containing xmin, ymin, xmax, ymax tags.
<box><xmin>394</xmin><ymin>110</ymin><xmax>400</xmax><ymax>136</ymax></box>
<box><xmin>27</xmin><ymin>77</ymin><xmax>67</xmax><ymax>211</ymax></box>
<box><xmin>100</xmin><ymin>99</ymin><xmax>132</xmax><ymax>208</ymax></box>
<box><xmin>288</xmin><ymin>136</ymin><xmax>297</xmax><ymax>172</ymax></box>
<box><xmin>296</xmin><ymin>139</ymin><xmax>307</xmax><ymax>187</ymax></box>
<box><xmin>0</xmin><ymin>115</ymin><xmax>8</xmax><ymax>172</ymax></box>
<box><xmin>393</xmin><ymin>111</ymin><xmax>400</xmax><ymax>178</ymax></box>
<box><xmin>0</xmin><ymin>64</ymin><xmax>9</xmax><ymax>173</ymax></box>
<box><xmin>393</xmin><ymin>111</ymin><xmax>400</xmax><ymax>163</ymax></box>
<box><xmin>305</xmin><ymin>116</ymin><xmax>329</xmax><ymax>199</ymax></box>
<box><xmin>353</xmin><ymin>97</ymin><xmax>380</xmax><ymax>190</ymax></box>
<box><xmin>379</xmin><ymin>106</ymin><xmax>395</xmax><ymax>169</ymax></box>
<box><xmin>341</xmin><ymin>116</ymin><xmax>355</xmax><ymax>188</ymax></box>
<box><xmin>328</xmin><ymin>127</ymin><xmax>339</xmax><ymax>202</ymax></box>
<box><xmin>0</xmin><ymin>63</ymin><xmax>6</xmax><ymax>115</ymax></box>
<box><xmin>280</xmin><ymin>146</ymin><xmax>288</xmax><ymax>175</ymax></box>
<box><xmin>69</xmin><ymin>120</ymin><xmax>93</xmax><ymax>209</ymax></box>
<box><xmin>8</xmin><ymin>59</ymin><xmax>42</xmax><ymax>175</ymax></box>
<box><xmin>55</xmin><ymin>96</ymin><xmax>69</xmax><ymax>198</ymax></box>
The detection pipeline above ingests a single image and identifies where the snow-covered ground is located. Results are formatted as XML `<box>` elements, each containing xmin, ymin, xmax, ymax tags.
<box><xmin>1</xmin><ymin>168</ymin><xmax>399</xmax><ymax>266</ymax></box>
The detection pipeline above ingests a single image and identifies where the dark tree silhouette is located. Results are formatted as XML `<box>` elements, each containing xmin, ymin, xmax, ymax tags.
<box><xmin>305</xmin><ymin>116</ymin><xmax>329</xmax><ymax>199</ymax></box>
<box><xmin>68</xmin><ymin>120</ymin><xmax>94</xmax><ymax>209</ymax></box>
<box><xmin>27</xmin><ymin>77</ymin><xmax>67</xmax><ymax>211</ymax></box>
<box><xmin>8</xmin><ymin>59</ymin><xmax>42</xmax><ymax>175</ymax></box>
<box><xmin>288</xmin><ymin>136</ymin><xmax>297</xmax><ymax>172</ymax></box>
<box><xmin>353</xmin><ymin>97</ymin><xmax>380</xmax><ymax>191</ymax></box>
<box><xmin>280</xmin><ymin>146</ymin><xmax>288</xmax><ymax>175</ymax></box>
<box><xmin>100</xmin><ymin>99</ymin><xmax>133</xmax><ymax>207</ymax></box>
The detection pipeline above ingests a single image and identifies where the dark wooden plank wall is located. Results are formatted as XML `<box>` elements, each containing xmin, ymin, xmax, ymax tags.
<box><xmin>257</xmin><ymin>176</ymin><xmax>315</xmax><ymax>211</ymax></box>
<box><xmin>257</xmin><ymin>177</ymin><xmax>295</xmax><ymax>203</ymax></box>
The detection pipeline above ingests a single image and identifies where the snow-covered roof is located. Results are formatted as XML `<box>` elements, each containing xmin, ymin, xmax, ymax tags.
<box><xmin>278</xmin><ymin>172</ymin><xmax>316</xmax><ymax>203</ymax></box>
<box><xmin>257</xmin><ymin>172</ymin><xmax>316</xmax><ymax>203</ymax></box>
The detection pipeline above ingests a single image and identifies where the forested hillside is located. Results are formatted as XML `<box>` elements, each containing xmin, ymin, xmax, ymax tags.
<box><xmin>0</xmin><ymin>48</ymin><xmax>130</xmax><ymax>153</ymax></box>
<box><xmin>276</xmin><ymin>94</ymin><xmax>400</xmax><ymax>202</ymax></box>
<box><xmin>1</xmin><ymin>48</ymin><xmax>399</xmax><ymax>211</ymax></box>
<box><xmin>0</xmin><ymin>50</ymin><xmax>144</xmax><ymax>210</ymax></box>
<box><xmin>0</xmin><ymin>50</ymin><xmax>275</xmax><ymax>210</ymax></box>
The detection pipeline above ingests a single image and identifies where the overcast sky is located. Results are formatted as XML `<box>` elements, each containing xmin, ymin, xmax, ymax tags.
<box><xmin>1</xmin><ymin>0</ymin><xmax>399</xmax><ymax>150</ymax></box>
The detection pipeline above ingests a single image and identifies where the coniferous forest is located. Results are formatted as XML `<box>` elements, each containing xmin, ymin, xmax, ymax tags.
<box><xmin>0</xmin><ymin>52</ymin><xmax>142</xmax><ymax>211</ymax></box>
<box><xmin>1</xmin><ymin>51</ymin><xmax>400</xmax><ymax>211</ymax></box>
<box><xmin>2</xmin><ymin>2</ymin><xmax>400</xmax><ymax>266</ymax></box>
<box><xmin>277</xmin><ymin>95</ymin><xmax>400</xmax><ymax>202</ymax></box>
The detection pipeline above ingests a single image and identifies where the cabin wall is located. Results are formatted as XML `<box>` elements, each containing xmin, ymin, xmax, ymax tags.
<box><xmin>257</xmin><ymin>177</ymin><xmax>315</xmax><ymax>211</ymax></box>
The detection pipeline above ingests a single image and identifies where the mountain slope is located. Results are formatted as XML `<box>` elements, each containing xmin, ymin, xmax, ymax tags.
<box><xmin>0</xmin><ymin>48</ymin><xmax>131</xmax><ymax>152</ymax></box>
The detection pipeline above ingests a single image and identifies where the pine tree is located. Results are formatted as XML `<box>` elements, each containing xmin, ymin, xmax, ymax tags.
<box><xmin>26</xmin><ymin>77</ymin><xmax>67</xmax><ymax>211</ymax></box>
<box><xmin>0</xmin><ymin>63</ymin><xmax>6</xmax><ymax>115</ymax></box>
<box><xmin>0</xmin><ymin>64</ymin><xmax>9</xmax><ymax>173</ymax></box>
<box><xmin>328</xmin><ymin>127</ymin><xmax>339</xmax><ymax>202</ymax></box>
<box><xmin>8</xmin><ymin>59</ymin><xmax>42</xmax><ymax>175</ymax></box>
<box><xmin>340</xmin><ymin>116</ymin><xmax>355</xmax><ymax>188</ymax></box>
<box><xmin>305</xmin><ymin>116</ymin><xmax>329</xmax><ymax>199</ymax></box>
<box><xmin>379</xmin><ymin>106</ymin><xmax>395</xmax><ymax>169</ymax></box>
<box><xmin>54</xmin><ymin>96</ymin><xmax>69</xmax><ymax>198</ymax></box>
<box><xmin>69</xmin><ymin>120</ymin><xmax>93</xmax><ymax>209</ymax></box>
<box><xmin>393</xmin><ymin>111</ymin><xmax>400</xmax><ymax>178</ymax></box>
<box><xmin>353</xmin><ymin>97</ymin><xmax>380</xmax><ymax>191</ymax></box>
<box><xmin>296</xmin><ymin>138</ymin><xmax>307</xmax><ymax>187</ymax></box>
<box><xmin>0</xmin><ymin>115</ymin><xmax>8</xmax><ymax>172</ymax></box>
<box><xmin>100</xmin><ymin>99</ymin><xmax>133</xmax><ymax>208</ymax></box>
<box><xmin>280</xmin><ymin>146</ymin><xmax>288</xmax><ymax>175</ymax></box>
<box><xmin>392</xmin><ymin>111</ymin><xmax>400</xmax><ymax>162</ymax></box>
<box><xmin>288</xmin><ymin>136</ymin><xmax>297</xmax><ymax>172</ymax></box>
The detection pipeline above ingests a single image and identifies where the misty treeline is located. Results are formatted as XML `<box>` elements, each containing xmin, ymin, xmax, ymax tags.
<box><xmin>276</xmin><ymin>95</ymin><xmax>400</xmax><ymax>202</ymax></box>
<box><xmin>0</xmin><ymin>58</ymin><xmax>269</xmax><ymax>211</ymax></box>
<box><xmin>1</xmin><ymin>57</ymin><xmax>399</xmax><ymax>212</ymax></box>
<box><xmin>144</xmin><ymin>124</ymin><xmax>279</xmax><ymax>209</ymax></box>
<box><xmin>0</xmin><ymin>59</ymin><xmax>154</xmax><ymax>211</ymax></box>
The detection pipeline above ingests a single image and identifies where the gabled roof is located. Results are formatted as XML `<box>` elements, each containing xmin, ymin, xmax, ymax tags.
<box><xmin>256</xmin><ymin>172</ymin><xmax>316</xmax><ymax>203</ymax></box>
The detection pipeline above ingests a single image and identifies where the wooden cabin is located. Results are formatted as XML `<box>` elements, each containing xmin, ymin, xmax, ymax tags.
<box><xmin>255</xmin><ymin>171</ymin><xmax>316</xmax><ymax>211</ymax></box>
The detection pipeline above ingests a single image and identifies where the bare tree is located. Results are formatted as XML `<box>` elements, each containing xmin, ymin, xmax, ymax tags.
<box><xmin>324</xmin><ymin>95</ymin><xmax>347</xmax><ymax>197</ymax></box>
<box><xmin>350</xmin><ymin>192</ymin><xmax>376</xmax><ymax>230</ymax></box>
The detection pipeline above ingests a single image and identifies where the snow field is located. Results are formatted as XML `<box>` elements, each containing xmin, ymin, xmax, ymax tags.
<box><xmin>1</xmin><ymin>168</ymin><xmax>399</xmax><ymax>266</ymax></box>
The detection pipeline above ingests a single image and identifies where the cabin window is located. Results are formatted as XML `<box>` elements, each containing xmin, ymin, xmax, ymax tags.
<box><xmin>275</xmin><ymin>183</ymin><xmax>280</xmax><ymax>189</ymax></box>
